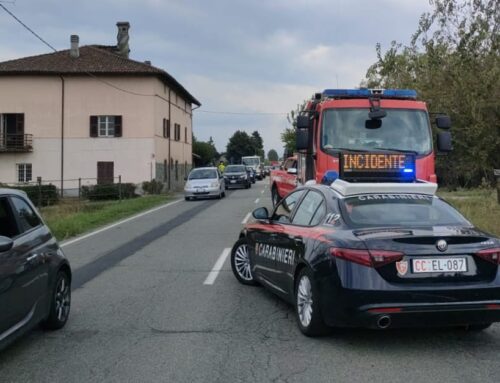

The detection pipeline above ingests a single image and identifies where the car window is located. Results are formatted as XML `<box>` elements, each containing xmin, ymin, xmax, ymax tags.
<box><xmin>10</xmin><ymin>196</ymin><xmax>41</xmax><ymax>233</ymax></box>
<box><xmin>339</xmin><ymin>194</ymin><xmax>471</xmax><ymax>228</ymax></box>
<box><xmin>272</xmin><ymin>190</ymin><xmax>305</xmax><ymax>223</ymax></box>
<box><xmin>0</xmin><ymin>197</ymin><xmax>20</xmax><ymax>238</ymax></box>
<box><xmin>292</xmin><ymin>191</ymin><xmax>325</xmax><ymax>226</ymax></box>
<box><xmin>189</xmin><ymin>169</ymin><xmax>217</xmax><ymax>179</ymax></box>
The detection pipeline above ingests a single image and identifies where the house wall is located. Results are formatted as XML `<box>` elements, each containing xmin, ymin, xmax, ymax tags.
<box><xmin>0</xmin><ymin>75</ymin><xmax>194</xmax><ymax>191</ymax></box>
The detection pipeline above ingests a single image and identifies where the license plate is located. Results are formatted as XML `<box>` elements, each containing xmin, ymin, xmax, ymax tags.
<box><xmin>194</xmin><ymin>188</ymin><xmax>206</xmax><ymax>194</ymax></box>
<box><xmin>412</xmin><ymin>257</ymin><xmax>467</xmax><ymax>273</ymax></box>
<box><xmin>230</xmin><ymin>180</ymin><xmax>236</xmax><ymax>183</ymax></box>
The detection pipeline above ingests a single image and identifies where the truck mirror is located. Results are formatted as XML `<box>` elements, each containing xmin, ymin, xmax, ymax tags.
<box><xmin>435</xmin><ymin>115</ymin><xmax>451</xmax><ymax>129</ymax></box>
<box><xmin>296</xmin><ymin>129</ymin><xmax>309</xmax><ymax>151</ymax></box>
<box><xmin>437</xmin><ymin>131</ymin><xmax>452</xmax><ymax>152</ymax></box>
<box><xmin>296</xmin><ymin>115</ymin><xmax>310</xmax><ymax>129</ymax></box>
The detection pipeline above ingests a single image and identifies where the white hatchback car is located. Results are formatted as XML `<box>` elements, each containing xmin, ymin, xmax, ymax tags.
<box><xmin>184</xmin><ymin>167</ymin><xmax>226</xmax><ymax>200</ymax></box>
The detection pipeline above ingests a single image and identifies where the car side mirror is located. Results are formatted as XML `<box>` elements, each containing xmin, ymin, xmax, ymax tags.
<box><xmin>287</xmin><ymin>167</ymin><xmax>298</xmax><ymax>175</ymax></box>
<box><xmin>437</xmin><ymin>131</ymin><xmax>452</xmax><ymax>153</ymax></box>
<box><xmin>252</xmin><ymin>207</ymin><xmax>269</xmax><ymax>221</ymax></box>
<box><xmin>435</xmin><ymin>115</ymin><xmax>451</xmax><ymax>129</ymax></box>
<box><xmin>0</xmin><ymin>236</ymin><xmax>14</xmax><ymax>253</ymax></box>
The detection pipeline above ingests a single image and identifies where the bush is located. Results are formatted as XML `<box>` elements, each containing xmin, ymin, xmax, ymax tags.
<box><xmin>142</xmin><ymin>179</ymin><xmax>164</xmax><ymax>194</ymax></box>
<box><xmin>81</xmin><ymin>183</ymin><xmax>138</xmax><ymax>201</ymax></box>
<box><xmin>10</xmin><ymin>184</ymin><xmax>59</xmax><ymax>207</ymax></box>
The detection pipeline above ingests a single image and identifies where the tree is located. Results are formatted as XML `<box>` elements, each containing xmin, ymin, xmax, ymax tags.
<box><xmin>267</xmin><ymin>149</ymin><xmax>279</xmax><ymax>162</ymax></box>
<box><xmin>251</xmin><ymin>131</ymin><xmax>265</xmax><ymax>159</ymax></box>
<box><xmin>364</xmin><ymin>0</ymin><xmax>500</xmax><ymax>187</ymax></box>
<box><xmin>226</xmin><ymin>130</ymin><xmax>257</xmax><ymax>164</ymax></box>
<box><xmin>192</xmin><ymin>136</ymin><xmax>219</xmax><ymax>167</ymax></box>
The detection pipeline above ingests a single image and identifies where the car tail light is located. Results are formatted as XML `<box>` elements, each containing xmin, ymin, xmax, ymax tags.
<box><xmin>330</xmin><ymin>248</ymin><xmax>403</xmax><ymax>268</ymax></box>
<box><xmin>476</xmin><ymin>248</ymin><xmax>500</xmax><ymax>265</ymax></box>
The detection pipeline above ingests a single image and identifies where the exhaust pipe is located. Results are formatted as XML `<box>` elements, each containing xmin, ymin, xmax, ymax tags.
<box><xmin>377</xmin><ymin>315</ymin><xmax>392</xmax><ymax>329</ymax></box>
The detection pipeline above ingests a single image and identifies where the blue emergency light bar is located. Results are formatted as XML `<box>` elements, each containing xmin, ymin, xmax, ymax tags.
<box><xmin>322</xmin><ymin>89</ymin><xmax>417</xmax><ymax>100</ymax></box>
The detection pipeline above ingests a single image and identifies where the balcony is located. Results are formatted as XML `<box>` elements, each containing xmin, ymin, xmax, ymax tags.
<box><xmin>0</xmin><ymin>134</ymin><xmax>33</xmax><ymax>153</ymax></box>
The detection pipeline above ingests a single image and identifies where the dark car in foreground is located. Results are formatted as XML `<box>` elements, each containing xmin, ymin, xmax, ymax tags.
<box><xmin>224</xmin><ymin>165</ymin><xmax>251</xmax><ymax>189</ymax></box>
<box><xmin>230</xmin><ymin>180</ymin><xmax>500</xmax><ymax>336</ymax></box>
<box><xmin>0</xmin><ymin>189</ymin><xmax>71</xmax><ymax>350</ymax></box>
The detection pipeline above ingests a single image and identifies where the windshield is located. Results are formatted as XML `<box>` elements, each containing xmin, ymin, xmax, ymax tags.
<box><xmin>242</xmin><ymin>158</ymin><xmax>260</xmax><ymax>166</ymax></box>
<box><xmin>321</xmin><ymin>109</ymin><xmax>432</xmax><ymax>155</ymax></box>
<box><xmin>339</xmin><ymin>195</ymin><xmax>470</xmax><ymax>228</ymax></box>
<box><xmin>188</xmin><ymin>169</ymin><xmax>217</xmax><ymax>180</ymax></box>
<box><xmin>225</xmin><ymin>165</ymin><xmax>246</xmax><ymax>173</ymax></box>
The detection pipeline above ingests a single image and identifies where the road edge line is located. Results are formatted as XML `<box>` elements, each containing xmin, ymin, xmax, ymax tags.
<box><xmin>241</xmin><ymin>212</ymin><xmax>251</xmax><ymax>224</ymax></box>
<box><xmin>61</xmin><ymin>198</ymin><xmax>183</xmax><ymax>248</ymax></box>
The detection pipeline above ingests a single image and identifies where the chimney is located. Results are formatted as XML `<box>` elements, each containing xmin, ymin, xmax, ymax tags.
<box><xmin>116</xmin><ymin>21</ymin><xmax>130</xmax><ymax>58</ymax></box>
<box><xmin>70</xmin><ymin>35</ymin><xmax>79</xmax><ymax>58</ymax></box>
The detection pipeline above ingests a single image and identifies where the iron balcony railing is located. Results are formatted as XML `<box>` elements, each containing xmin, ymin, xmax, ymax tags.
<box><xmin>0</xmin><ymin>133</ymin><xmax>33</xmax><ymax>152</ymax></box>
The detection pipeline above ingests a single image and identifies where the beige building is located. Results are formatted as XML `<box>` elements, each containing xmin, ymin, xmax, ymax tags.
<box><xmin>0</xmin><ymin>22</ymin><xmax>200</xmax><ymax>192</ymax></box>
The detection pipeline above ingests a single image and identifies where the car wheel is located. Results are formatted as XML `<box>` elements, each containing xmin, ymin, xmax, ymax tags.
<box><xmin>295</xmin><ymin>268</ymin><xmax>329</xmax><ymax>336</ymax></box>
<box><xmin>42</xmin><ymin>270</ymin><xmax>71</xmax><ymax>330</ymax></box>
<box><xmin>231</xmin><ymin>238</ymin><xmax>257</xmax><ymax>286</ymax></box>
<box><xmin>185</xmin><ymin>196</ymin><xmax>190</xmax><ymax>201</ymax></box>
<box><xmin>272</xmin><ymin>186</ymin><xmax>280</xmax><ymax>206</ymax></box>
<box><xmin>465</xmin><ymin>323</ymin><xmax>492</xmax><ymax>331</ymax></box>
<box><xmin>222</xmin><ymin>190</ymin><xmax>226</xmax><ymax>198</ymax></box>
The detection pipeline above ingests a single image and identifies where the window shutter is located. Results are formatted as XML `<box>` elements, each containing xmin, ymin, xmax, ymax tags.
<box><xmin>167</xmin><ymin>119</ymin><xmax>171</xmax><ymax>138</ymax></box>
<box><xmin>90</xmin><ymin>116</ymin><xmax>98</xmax><ymax>137</ymax></box>
<box><xmin>15</xmin><ymin>114</ymin><xmax>25</xmax><ymax>134</ymax></box>
<box><xmin>114</xmin><ymin>116</ymin><xmax>122</xmax><ymax>137</ymax></box>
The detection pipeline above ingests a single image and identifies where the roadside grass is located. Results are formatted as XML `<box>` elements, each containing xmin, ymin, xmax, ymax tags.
<box><xmin>40</xmin><ymin>195</ymin><xmax>173</xmax><ymax>241</ymax></box>
<box><xmin>438</xmin><ymin>188</ymin><xmax>500</xmax><ymax>237</ymax></box>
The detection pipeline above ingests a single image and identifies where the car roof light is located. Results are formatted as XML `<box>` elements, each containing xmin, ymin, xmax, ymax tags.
<box><xmin>330</xmin><ymin>179</ymin><xmax>437</xmax><ymax>197</ymax></box>
<box><xmin>322</xmin><ymin>88</ymin><xmax>417</xmax><ymax>100</ymax></box>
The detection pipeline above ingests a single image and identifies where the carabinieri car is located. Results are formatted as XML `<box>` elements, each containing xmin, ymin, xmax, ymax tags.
<box><xmin>230</xmin><ymin>180</ymin><xmax>500</xmax><ymax>336</ymax></box>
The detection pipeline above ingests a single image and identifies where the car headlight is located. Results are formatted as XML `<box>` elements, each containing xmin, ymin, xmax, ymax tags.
<box><xmin>210</xmin><ymin>181</ymin><xmax>219</xmax><ymax>188</ymax></box>
<box><xmin>240</xmin><ymin>175</ymin><xmax>247</xmax><ymax>179</ymax></box>
<box><xmin>185</xmin><ymin>182</ymin><xmax>191</xmax><ymax>188</ymax></box>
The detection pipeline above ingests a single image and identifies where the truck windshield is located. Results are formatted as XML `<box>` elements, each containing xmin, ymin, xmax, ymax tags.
<box><xmin>242</xmin><ymin>158</ymin><xmax>259</xmax><ymax>166</ymax></box>
<box><xmin>321</xmin><ymin>109</ymin><xmax>432</xmax><ymax>155</ymax></box>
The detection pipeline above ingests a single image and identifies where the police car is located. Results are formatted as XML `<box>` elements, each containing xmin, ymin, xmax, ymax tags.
<box><xmin>230</xmin><ymin>178</ymin><xmax>500</xmax><ymax>336</ymax></box>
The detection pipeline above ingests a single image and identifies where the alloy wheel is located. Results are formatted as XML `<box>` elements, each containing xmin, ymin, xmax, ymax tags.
<box><xmin>54</xmin><ymin>276</ymin><xmax>71</xmax><ymax>322</ymax></box>
<box><xmin>234</xmin><ymin>243</ymin><xmax>253</xmax><ymax>281</ymax></box>
<box><xmin>297</xmin><ymin>275</ymin><xmax>313</xmax><ymax>327</ymax></box>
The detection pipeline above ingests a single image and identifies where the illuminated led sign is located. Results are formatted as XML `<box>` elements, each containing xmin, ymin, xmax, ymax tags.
<box><xmin>340</xmin><ymin>152</ymin><xmax>416</xmax><ymax>182</ymax></box>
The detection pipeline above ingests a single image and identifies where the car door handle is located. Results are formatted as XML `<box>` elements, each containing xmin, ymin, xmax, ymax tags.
<box><xmin>26</xmin><ymin>253</ymin><xmax>39</xmax><ymax>262</ymax></box>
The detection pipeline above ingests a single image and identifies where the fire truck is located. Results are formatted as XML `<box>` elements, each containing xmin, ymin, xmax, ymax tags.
<box><xmin>271</xmin><ymin>89</ymin><xmax>452</xmax><ymax>204</ymax></box>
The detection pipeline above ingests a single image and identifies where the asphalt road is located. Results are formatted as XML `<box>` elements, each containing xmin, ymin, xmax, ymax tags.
<box><xmin>0</xmin><ymin>180</ymin><xmax>499</xmax><ymax>383</ymax></box>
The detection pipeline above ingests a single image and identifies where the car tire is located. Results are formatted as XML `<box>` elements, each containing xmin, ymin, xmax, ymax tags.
<box><xmin>185</xmin><ymin>196</ymin><xmax>190</xmax><ymax>201</ymax></box>
<box><xmin>222</xmin><ymin>190</ymin><xmax>226</xmax><ymax>198</ymax></box>
<box><xmin>272</xmin><ymin>186</ymin><xmax>281</xmax><ymax>206</ymax></box>
<box><xmin>42</xmin><ymin>270</ymin><xmax>71</xmax><ymax>330</ymax></box>
<box><xmin>465</xmin><ymin>323</ymin><xmax>492</xmax><ymax>331</ymax></box>
<box><xmin>294</xmin><ymin>268</ymin><xmax>329</xmax><ymax>337</ymax></box>
<box><xmin>231</xmin><ymin>238</ymin><xmax>257</xmax><ymax>286</ymax></box>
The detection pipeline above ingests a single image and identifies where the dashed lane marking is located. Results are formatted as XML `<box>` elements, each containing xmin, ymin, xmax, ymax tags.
<box><xmin>204</xmin><ymin>248</ymin><xmax>231</xmax><ymax>285</ymax></box>
<box><xmin>242</xmin><ymin>212</ymin><xmax>251</xmax><ymax>224</ymax></box>
<box><xmin>254</xmin><ymin>198</ymin><xmax>260</xmax><ymax>204</ymax></box>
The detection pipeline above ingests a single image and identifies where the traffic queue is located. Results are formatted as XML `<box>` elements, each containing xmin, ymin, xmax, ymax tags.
<box><xmin>231</xmin><ymin>152</ymin><xmax>500</xmax><ymax>336</ymax></box>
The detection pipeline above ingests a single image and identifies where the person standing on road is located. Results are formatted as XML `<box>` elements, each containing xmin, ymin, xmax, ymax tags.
<box><xmin>218</xmin><ymin>161</ymin><xmax>225</xmax><ymax>173</ymax></box>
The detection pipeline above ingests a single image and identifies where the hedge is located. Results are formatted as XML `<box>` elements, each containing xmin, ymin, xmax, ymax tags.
<box><xmin>81</xmin><ymin>183</ymin><xmax>137</xmax><ymax>201</ymax></box>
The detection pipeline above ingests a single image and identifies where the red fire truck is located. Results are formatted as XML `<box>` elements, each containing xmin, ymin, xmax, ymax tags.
<box><xmin>270</xmin><ymin>89</ymin><xmax>452</xmax><ymax>204</ymax></box>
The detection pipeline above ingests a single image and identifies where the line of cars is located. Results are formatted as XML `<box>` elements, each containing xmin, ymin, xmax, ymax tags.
<box><xmin>184</xmin><ymin>165</ymin><xmax>263</xmax><ymax>200</ymax></box>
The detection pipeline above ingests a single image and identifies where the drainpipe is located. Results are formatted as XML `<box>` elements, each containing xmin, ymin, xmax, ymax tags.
<box><xmin>60</xmin><ymin>75</ymin><xmax>65</xmax><ymax>196</ymax></box>
<box><xmin>168</xmin><ymin>89</ymin><xmax>171</xmax><ymax>190</ymax></box>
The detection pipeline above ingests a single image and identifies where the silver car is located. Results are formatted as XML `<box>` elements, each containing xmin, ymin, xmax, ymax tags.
<box><xmin>184</xmin><ymin>167</ymin><xmax>226</xmax><ymax>200</ymax></box>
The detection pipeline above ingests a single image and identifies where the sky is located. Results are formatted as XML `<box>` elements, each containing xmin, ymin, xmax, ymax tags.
<box><xmin>0</xmin><ymin>0</ymin><xmax>433</xmax><ymax>156</ymax></box>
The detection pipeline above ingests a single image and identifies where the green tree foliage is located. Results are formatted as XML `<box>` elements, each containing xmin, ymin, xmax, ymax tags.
<box><xmin>267</xmin><ymin>149</ymin><xmax>279</xmax><ymax>162</ymax></box>
<box><xmin>365</xmin><ymin>0</ymin><xmax>499</xmax><ymax>187</ymax></box>
<box><xmin>192</xmin><ymin>136</ymin><xmax>219</xmax><ymax>166</ymax></box>
<box><xmin>226</xmin><ymin>130</ymin><xmax>259</xmax><ymax>163</ymax></box>
<box><xmin>251</xmin><ymin>131</ymin><xmax>265</xmax><ymax>159</ymax></box>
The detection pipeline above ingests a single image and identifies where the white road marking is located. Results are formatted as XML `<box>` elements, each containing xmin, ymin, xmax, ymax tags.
<box><xmin>261</xmin><ymin>190</ymin><xmax>265</xmax><ymax>194</ymax></box>
<box><xmin>254</xmin><ymin>198</ymin><xmax>260</xmax><ymax>204</ymax></box>
<box><xmin>204</xmin><ymin>248</ymin><xmax>231</xmax><ymax>285</ymax></box>
<box><xmin>60</xmin><ymin>199</ymin><xmax>183</xmax><ymax>248</ymax></box>
<box><xmin>241</xmin><ymin>212</ymin><xmax>251</xmax><ymax>224</ymax></box>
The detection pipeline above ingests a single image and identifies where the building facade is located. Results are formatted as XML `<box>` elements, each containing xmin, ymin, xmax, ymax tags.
<box><xmin>0</xmin><ymin>22</ymin><xmax>200</xmax><ymax>192</ymax></box>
